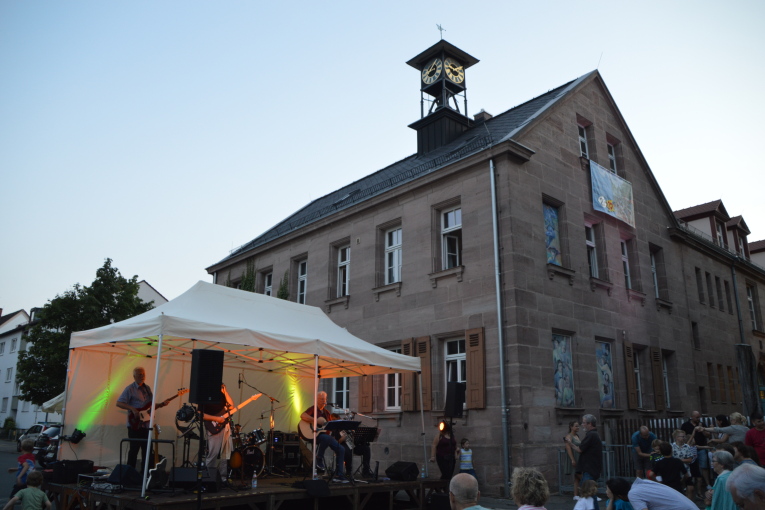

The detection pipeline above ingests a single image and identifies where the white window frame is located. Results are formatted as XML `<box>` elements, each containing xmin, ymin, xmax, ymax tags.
<box><xmin>585</xmin><ymin>224</ymin><xmax>598</xmax><ymax>278</ymax></box>
<box><xmin>662</xmin><ymin>355</ymin><xmax>671</xmax><ymax>409</ymax></box>
<box><xmin>264</xmin><ymin>272</ymin><xmax>273</xmax><ymax>297</ymax></box>
<box><xmin>332</xmin><ymin>377</ymin><xmax>349</xmax><ymax>409</ymax></box>
<box><xmin>442</xmin><ymin>207</ymin><xmax>462</xmax><ymax>270</ymax></box>
<box><xmin>385</xmin><ymin>227</ymin><xmax>402</xmax><ymax>285</ymax></box>
<box><xmin>445</xmin><ymin>338</ymin><xmax>467</xmax><ymax>388</ymax></box>
<box><xmin>650</xmin><ymin>252</ymin><xmax>659</xmax><ymax>298</ymax></box>
<box><xmin>1</xmin><ymin>398</ymin><xmax>7</xmax><ymax>413</ymax></box>
<box><xmin>10</xmin><ymin>338</ymin><xmax>16</xmax><ymax>353</ymax></box>
<box><xmin>633</xmin><ymin>351</ymin><xmax>643</xmax><ymax>409</ymax></box>
<box><xmin>21</xmin><ymin>400</ymin><xmax>29</xmax><ymax>412</ymax></box>
<box><xmin>337</xmin><ymin>245</ymin><xmax>350</xmax><ymax>298</ymax></box>
<box><xmin>747</xmin><ymin>285</ymin><xmax>759</xmax><ymax>331</ymax></box>
<box><xmin>0</xmin><ymin>342</ymin><xmax>4</xmax><ymax>355</ymax></box>
<box><xmin>297</xmin><ymin>259</ymin><xmax>308</xmax><ymax>304</ymax></box>
<box><xmin>578</xmin><ymin>125</ymin><xmax>589</xmax><ymax>158</ymax></box>
<box><xmin>385</xmin><ymin>347</ymin><xmax>402</xmax><ymax>411</ymax></box>
<box><xmin>607</xmin><ymin>143</ymin><xmax>617</xmax><ymax>173</ymax></box>
<box><xmin>5</xmin><ymin>367</ymin><xmax>11</xmax><ymax>383</ymax></box>
<box><xmin>716</xmin><ymin>222</ymin><xmax>725</xmax><ymax>246</ymax></box>
<box><xmin>739</xmin><ymin>236</ymin><xmax>746</xmax><ymax>257</ymax></box>
<box><xmin>621</xmin><ymin>240</ymin><xmax>632</xmax><ymax>289</ymax></box>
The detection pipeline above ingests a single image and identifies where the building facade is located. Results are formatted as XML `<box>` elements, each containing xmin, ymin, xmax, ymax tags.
<box><xmin>206</xmin><ymin>41</ymin><xmax>765</xmax><ymax>495</ymax></box>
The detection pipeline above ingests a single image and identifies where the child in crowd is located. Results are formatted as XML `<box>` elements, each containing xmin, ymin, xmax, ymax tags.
<box><xmin>7</xmin><ymin>440</ymin><xmax>35</xmax><ymax>498</ymax></box>
<box><xmin>573</xmin><ymin>480</ymin><xmax>597</xmax><ymax>510</ymax></box>
<box><xmin>456</xmin><ymin>438</ymin><xmax>476</xmax><ymax>478</ymax></box>
<box><xmin>2</xmin><ymin>471</ymin><xmax>50</xmax><ymax>510</ymax></box>
<box><xmin>652</xmin><ymin>441</ymin><xmax>688</xmax><ymax>493</ymax></box>
<box><xmin>647</xmin><ymin>439</ymin><xmax>663</xmax><ymax>479</ymax></box>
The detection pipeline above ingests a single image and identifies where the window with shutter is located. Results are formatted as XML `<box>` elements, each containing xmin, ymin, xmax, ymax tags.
<box><xmin>401</xmin><ymin>338</ymin><xmax>416</xmax><ymax>411</ymax></box>
<box><xmin>358</xmin><ymin>375</ymin><xmax>373</xmax><ymax>413</ymax></box>
<box><xmin>623</xmin><ymin>340</ymin><xmax>638</xmax><ymax>409</ymax></box>
<box><xmin>465</xmin><ymin>327</ymin><xmax>485</xmax><ymax>409</ymax></box>
<box><xmin>416</xmin><ymin>336</ymin><xmax>432</xmax><ymax>411</ymax></box>
<box><xmin>650</xmin><ymin>347</ymin><xmax>665</xmax><ymax>410</ymax></box>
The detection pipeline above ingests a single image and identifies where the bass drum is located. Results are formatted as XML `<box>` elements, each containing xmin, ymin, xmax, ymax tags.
<box><xmin>240</xmin><ymin>445</ymin><xmax>265</xmax><ymax>478</ymax></box>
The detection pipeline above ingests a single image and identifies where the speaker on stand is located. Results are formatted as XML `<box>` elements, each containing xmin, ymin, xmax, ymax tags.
<box><xmin>444</xmin><ymin>381</ymin><xmax>466</xmax><ymax>418</ymax></box>
<box><xmin>189</xmin><ymin>350</ymin><xmax>224</xmax><ymax>405</ymax></box>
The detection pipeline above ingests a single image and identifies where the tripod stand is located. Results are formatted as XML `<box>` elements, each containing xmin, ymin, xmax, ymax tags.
<box><xmin>261</xmin><ymin>397</ymin><xmax>288</xmax><ymax>478</ymax></box>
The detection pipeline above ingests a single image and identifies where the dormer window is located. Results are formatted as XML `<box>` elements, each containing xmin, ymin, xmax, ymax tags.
<box><xmin>716</xmin><ymin>222</ymin><xmax>726</xmax><ymax>247</ymax></box>
<box><xmin>739</xmin><ymin>235</ymin><xmax>747</xmax><ymax>258</ymax></box>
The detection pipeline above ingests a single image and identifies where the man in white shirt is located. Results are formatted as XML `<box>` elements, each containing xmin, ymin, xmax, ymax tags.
<box><xmin>610</xmin><ymin>477</ymin><xmax>697</xmax><ymax>510</ymax></box>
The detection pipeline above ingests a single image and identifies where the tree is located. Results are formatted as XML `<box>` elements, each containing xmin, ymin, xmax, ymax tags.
<box><xmin>277</xmin><ymin>270</ymin><xmax>289</xmax><ymax>300</ymax></box>
<box><xmin>16</xmin><ymin>259</ymin><xmax>154</xmax><ymax>405</ymax></box>
<box><xmin>239</xmin><ymin>259</ymin><xmax>257</xmax><ymax>292</ymax></box>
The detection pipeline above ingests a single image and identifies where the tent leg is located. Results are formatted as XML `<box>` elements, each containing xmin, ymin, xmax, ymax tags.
<box><xmin>312</xmin><ymin>355</ymin><xmax>319</xmax><ymax>479</ymax></box>
<box><xmin>418</xmin><ymin>372</ymin><xmax>427</xmax><ymax>478</ymax></box>
<box><xmin>141</xmin><ymin>332</ymin><xmax>165</xmax><ymax>497</ymax></box>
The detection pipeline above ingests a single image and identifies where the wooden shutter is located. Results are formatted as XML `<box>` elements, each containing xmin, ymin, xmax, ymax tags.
<box><xmin>401</xmin><ymin>338</ymin><xmax>416</xmax><ymax>411</ymax></box>
<box><xmin>623</xmin><ymin>340</ymin><xmax>638</xmax><ymax>409</ymax></box>
<box><xmin>415</xmin><ymin>336</ymin><xmax>432</xmax><ymax>411</ymax></box>
<box><xmin>465</xmin><ymin>327</ymin><xmax>486</xmax><ymax>409</ymax></box>
<box><xmin>650</xmin><ymin>347</ymin><xmax>665</xmax><ymax>410</ymax></box>
<box><xmin>358</xmin><ymin>375</ymin><xmax>373</xmax><ymax>413</ymax></box>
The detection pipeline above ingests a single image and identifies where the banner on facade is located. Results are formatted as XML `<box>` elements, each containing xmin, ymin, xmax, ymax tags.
<box><xmin>590</xmin><ymin>160</ymin><xmax>635</xmax><ymax>227</ymax></box>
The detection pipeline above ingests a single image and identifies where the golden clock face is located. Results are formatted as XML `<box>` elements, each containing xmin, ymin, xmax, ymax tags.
<box><xmin>445</xmin><ymin>57</ymin><xmax>464</xmax><ymax>84</ymax></box>
<box><xmin>422</xmin><ymin>58</ymin><xmax>443</xmax><ymax>85</ymax></box>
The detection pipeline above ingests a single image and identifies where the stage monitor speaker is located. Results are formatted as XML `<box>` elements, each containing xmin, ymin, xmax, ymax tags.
<box><xmin>385</xmin><ymin>461</ymin><xmax>419</xmax><ymax>481</ymax></box>
<box><xmin>108</xmin><ymin>464</ymin><xmax>141</xmax><ymax>487</ymax></box>
<box><xmin>444</xmin><ymin>381</ymin><xmax>466</xmax><ymax>418</ymax></box>
<box><xmin>169</xmin><ymin>467</ymin><xmax>221</xmax><ymax>492</ymax></box>
<box><xmin>189</xmin><ymin>349</ymin><xmax>224</xmax><ymax>405</ymax></box>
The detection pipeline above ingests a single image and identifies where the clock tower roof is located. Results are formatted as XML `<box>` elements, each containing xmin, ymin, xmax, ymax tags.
<box><xmin>406</xmin><ymin>39</ymin><xmax>479</xmax><ymax>70</ymax></box>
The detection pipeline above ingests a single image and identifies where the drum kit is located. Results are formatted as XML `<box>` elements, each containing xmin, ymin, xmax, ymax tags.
<box><xmin>229</xmin><ymin>428</ymin><xmax>267</xmax><ymax>477</ymax></box>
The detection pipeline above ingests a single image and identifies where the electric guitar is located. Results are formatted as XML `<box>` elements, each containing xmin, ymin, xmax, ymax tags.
<box><xmin>128</xmin><ymin>388</ymin><xmax>189</xmax><ymax>431</ymax></box>
<box><xmin>146</xmin><ymin>425</ymin><xmax>167</xmax><ymax>489</ymax></box>
<box><xmin>204</xmin><ymin>393</ymin><xmax>262</xmax><ymax>435</ymax></box>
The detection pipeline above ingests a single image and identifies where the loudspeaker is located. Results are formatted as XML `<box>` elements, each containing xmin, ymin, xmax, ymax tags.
<box><xmin>275</xmin><ymin>443</ymin><xmax>301</xmax><ymax>468</ymax></box>
<box><xmin>385</xmin><ymin>461</ymin><xmax>419</xmax><ymax>481</ymax></box>
<box><xmin>189</xmin><ymin>349</ymin><xmax>224</xmax><ymax>404</ymax></box>
<box><xmin>169</xmin><ymin>467</ymin><xmax>221</xmax><ymax>492</ymax></box>
<box><xmin>51</xmin><ymin>459</ymin><xmax>94</xmax><ymax>484</ymax></box>
<box><xmin>302</xmin><ymin>479</ymin><xmax>331</xmax><ymax>497</ymax></box>
<box><xmin>429</xmin><ymin>492</ymin><xmax>451</xmax><ymax>510</ymax></box>
<box><xmin>444</xmin><ymin>381</ymin><xmax>466</xmax><ymax>418</ymax></box>
<box><xmin>108</xmin><ymin>464</ymin><xmax>141</xmax><ymax>487</ymax></box>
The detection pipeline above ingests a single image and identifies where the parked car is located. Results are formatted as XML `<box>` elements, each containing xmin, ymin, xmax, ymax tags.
<box><xmin>17</xmin><ymin>423</ymin><xmax>61</xmax><ymax>452</ymax></box>
<box><xmin>33</xmin><ymin>426</ymin><xmax>61</xmax><ymax>467</ymax></box>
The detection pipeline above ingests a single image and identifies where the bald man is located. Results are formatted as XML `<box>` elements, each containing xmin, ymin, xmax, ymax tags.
<box><xmin>449</xmin><ymin>473</ymin><xmax>490</xmax><ymax>510</ymax></box>
<box><xmin>631</xmin><ymin>426</ymin><xmax>656</xmax><ymax>478</ymax></box>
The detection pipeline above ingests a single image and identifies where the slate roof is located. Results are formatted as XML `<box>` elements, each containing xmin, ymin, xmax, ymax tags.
<box><xmin>725</xmin><ymin>215</ymin><xmax>751</xmax><ymax>234</ymax></box>
<box><xmin>673</xmin><ymin>200</ymin><xmax>727</xmax><ymax>221</ymax></box>
<box><xmin>0</xmin><ymin>310</ymin><xmax>25</xmax><ymax>329</ymax></box>
<box><xmin>749</xmin><ymin>239</ymin><xmax>765</xmax><ymax>253</ymax></box>
<box><xmin>212</xmin><ymin>71</ymin><xmax>596</xmax><ymax>267</ymax></box>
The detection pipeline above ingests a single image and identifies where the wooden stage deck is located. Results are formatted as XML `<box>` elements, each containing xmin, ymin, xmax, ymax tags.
<box><xmin>45</xmin><ymin>476</ymin><xmax>448</xmax><ymax>510</ymax></box>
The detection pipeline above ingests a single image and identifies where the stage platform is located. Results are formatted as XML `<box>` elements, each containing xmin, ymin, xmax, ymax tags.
<box><xmin>44</xmin><ymin>475</ymin><xmax>448</xmax><ymax>510</ymax></box>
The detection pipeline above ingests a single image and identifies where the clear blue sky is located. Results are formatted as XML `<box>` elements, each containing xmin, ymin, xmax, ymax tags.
<box><xmin>2</xmin><ymin>1</ymin><xmax>764</xmax><ymax>313</ymax></box>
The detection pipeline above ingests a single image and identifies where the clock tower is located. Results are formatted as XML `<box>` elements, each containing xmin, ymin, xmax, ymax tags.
<box><xmin>407</xmin><ymin>40</ymin><xmax>479</xmax><ymax>155</ymax></box>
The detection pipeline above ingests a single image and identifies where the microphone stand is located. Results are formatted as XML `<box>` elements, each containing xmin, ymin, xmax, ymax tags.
<box><xmin>239</xmin><ymin>374</ymin><xmax>286</xmax><ymax>478</ymax></box>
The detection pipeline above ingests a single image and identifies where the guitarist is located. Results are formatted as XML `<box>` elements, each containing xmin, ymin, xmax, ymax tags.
<box><xmin>300</xmin><ymin>391</ymin><xmax>346</xmax><ymax>481</ymax></box>
<box><xmin>200</xmin><ymin>383</ymin><xmax>236</xmax><ymax>482</ymax></box>
<box><xmin>116</xmin><ymin>367</ymin><xmax>172</xmax><ymax>471</ymax></box>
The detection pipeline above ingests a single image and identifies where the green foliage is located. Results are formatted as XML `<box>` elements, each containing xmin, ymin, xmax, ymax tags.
<box><xmin>17</xmin><ymin>258</ymin><xmax>154</xmax><ymax>406</ymax></box>
<box><xmin>2</xmin><ymin>417</ymin><xmax>15</xmax><ymax>431</ymax></box>
<box><xmin>276</xmin><ymin>270</ymin><xmax>289</xmax><ymax>300</ymax></box>
<box><xmin>239</xmin><ymin>259</ymin><xmax>257</xmax><ymax>292</ymax></box>
<box><xmin>224</xmin><ymin>272</ymin><xmax>232</xmax><ymax>287</ymax></box>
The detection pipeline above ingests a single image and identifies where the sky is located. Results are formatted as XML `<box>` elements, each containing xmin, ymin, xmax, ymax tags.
<box><xmin>1</xmin><ymin>1</ymin><xmax>764</xmax><ymax>314</ymax></box>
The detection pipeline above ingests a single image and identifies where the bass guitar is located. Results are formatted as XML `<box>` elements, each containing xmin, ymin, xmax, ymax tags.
<box><xmin>204</xmin><ymin>393</ymin><xmax>262</xmax><ymax>435</ymax></box>
<box><xmin>128</xmin><ymin>388</ymin><xmax>189</xmax><ymax>431</ymax></box>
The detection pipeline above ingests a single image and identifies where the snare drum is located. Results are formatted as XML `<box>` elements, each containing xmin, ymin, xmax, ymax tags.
<box><xmin>249</xmin><ymin>428</ymin><xmax>266</xmax><ymax>445</ymax></box>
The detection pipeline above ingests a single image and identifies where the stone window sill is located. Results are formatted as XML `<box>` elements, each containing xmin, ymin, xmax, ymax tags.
<box><xmin>428</xmin><ymin>265</ymin><xmax>464</xmax><ymax>288</ymax></box>
<box><xmin>548</xmin><ymin>263</ymin><xmax>575</xmax><ymax>285</ymax></box>
<box><xmin>655</xmin><ymin>297</ymin><xmax>673</xmax><ymax>313</ymax></box>
<box><xmin>590</xmin><ymin>277</ymin><xmax>613</xmax><ymax>295</ymax></box>
<box><xmin>324</xmin><ymin>295</ymin><xmax>349</xmax><ymax>313</ymax></box>
<box><xmin>627</xmin><ymin>288</ymin><xmax>646</xmax><ymax>306</ymax></box>
<box><xmin>372</xmin><ymin>282</ymin><xmax>402</xmax><ymax>301</ymax></box>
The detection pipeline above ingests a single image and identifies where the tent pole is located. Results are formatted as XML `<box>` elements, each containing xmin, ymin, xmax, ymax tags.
<box><xmin>312</xmin><ymin>355</ymin><xmax>319</xmax><ymax>479</ymax></box>
<box><xmin>57</xmin><ymin>348</ymin><xmax>75</xmax><ymax>468</ymax></box>
<box><xmin>418</xmin><ymin>371</ymin><xmax>427</xmax><ymax>477</ymax></box>
<box><xmin>141</xmin><ymin>332</ymin><xmax>165</xmax><ymax>497</ymax></box>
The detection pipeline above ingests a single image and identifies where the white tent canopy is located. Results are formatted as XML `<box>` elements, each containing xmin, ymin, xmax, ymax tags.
<box><xmin>42</xmin><ymin>392</ymin><xmax>64</xmax><ymax>414</ymax></box>
<box><xmin>70</xmin><ymin>281</ymin><xmax>421</xmax><ymax>377</ymax></box>
<box><xmin>62</xmin><ymin>281</ymin><xmax>423</xmax><ymax>483</ymax></box>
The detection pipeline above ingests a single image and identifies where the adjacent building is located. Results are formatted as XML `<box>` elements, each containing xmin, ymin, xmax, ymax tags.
<box><xmin>206</xmin><ymin>40</ymin><xmax>765</xmax><ymax>495</ymax></box>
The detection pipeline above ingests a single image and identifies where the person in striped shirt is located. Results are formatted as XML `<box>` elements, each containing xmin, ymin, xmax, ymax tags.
<box><xmin>457</xmin><ymin>438</ymin><xmax>476</xmax><ymax>478</ymax></box>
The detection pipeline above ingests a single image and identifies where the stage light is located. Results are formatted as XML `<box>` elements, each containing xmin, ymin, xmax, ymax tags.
<box><xmin>438</xmin><ymin>420</ymin><xmax>447</xmax><ymax>432</ymax></box>
<box><xmin>71</xmin><ymin>429</ymin><xmax>86</xmax><ymax>444</ymax></box>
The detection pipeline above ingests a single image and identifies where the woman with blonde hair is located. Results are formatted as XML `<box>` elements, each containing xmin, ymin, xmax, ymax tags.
<box><xmin>564</xmin><ymin>421</ymin><xmax>582</xmax><ymax>500</ymax></box>
<box><xmin>511</xmin><ymin>468</ymin><xmax>550</xmax><ymax>510</ymax></box>
<box><xmin>698</xmin><ymin>412</ymin><xmax>749</xmax><ymax>444</ymax></box>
